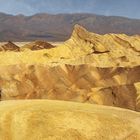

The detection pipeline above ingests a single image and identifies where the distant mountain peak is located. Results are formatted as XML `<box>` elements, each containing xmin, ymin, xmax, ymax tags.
<box><xmin>0</xmin><ymin>13</ymin><xmax>140</xmax><ymax>41</ymax></box>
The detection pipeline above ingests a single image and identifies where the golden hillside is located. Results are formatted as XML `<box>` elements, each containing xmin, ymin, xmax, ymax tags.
<box><xmin>0</xmin><ymin>100</ymin><xmax>140</xmax><ymax>140</ymax></box>
<box><xmin>0</xmin><ymin>25</ymin><xmax>140</xmax><ymax>111</ymax></box>
<box><xmin>0</xmin><ymin>25</ymin><xmax>140</xmax><ymax>140</ymax></box>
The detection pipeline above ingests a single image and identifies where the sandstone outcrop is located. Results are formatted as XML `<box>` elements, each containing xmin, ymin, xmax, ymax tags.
<box><xmin>0</xmin><ymin>100</ymin><xmax>140</xmax><ymax>140</ymax></box>
<box><xmin>0</xmin><ymin>25</ymin><xmax>140</xmax><ymax>111</ymax></box>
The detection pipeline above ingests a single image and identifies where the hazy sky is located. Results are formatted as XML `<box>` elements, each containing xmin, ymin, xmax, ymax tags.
<box><xmin>0</xmin><ymin>0</ymin><xmax>140</xmax><ymax>19</ymax></box>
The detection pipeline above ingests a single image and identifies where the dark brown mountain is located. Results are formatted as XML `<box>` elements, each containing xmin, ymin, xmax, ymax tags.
<box><xmin>23</xmin><ymin>40</ymin><xmax>55</xmax><ymax>50</ymax></box>
<box><xmin>0</xmin><ymin>41</ymin><xmax>20</xmax><ymax>51</ymax></box>
<box><xmin>0</xmin><ymin>12</ymin><xmax>140</xmax><ymax>41</ymax></box>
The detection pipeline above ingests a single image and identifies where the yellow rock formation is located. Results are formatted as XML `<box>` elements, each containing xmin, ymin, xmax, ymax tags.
<box><xmin>0</xmin><ymin>25</ymin><xmax>140</xmax><ymax>111</ymax></box>
<box><xmin>0</xmin><ymin>100</ymin><xmax>140</xmax><ymax>140</ymax></box>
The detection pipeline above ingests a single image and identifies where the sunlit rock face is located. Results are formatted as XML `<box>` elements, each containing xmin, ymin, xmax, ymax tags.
<box><xmin>0</xmin><ymin>64</ymin><xmax>140</xmax><ymax>111</ymax></box>
<box><xmin>0</xmin><ymin>100</ymin><xmax>140</xmax><ymax>140</ymax></box>
<box><xmin>0</xmin><ymin>25</ymin><xmax>140</xmax><ymax>111</ymax></box>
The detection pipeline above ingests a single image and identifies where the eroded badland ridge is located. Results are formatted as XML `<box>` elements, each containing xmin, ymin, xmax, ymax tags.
<box><xmin>0</xmin><ymin>25</ymin><xmax>140</xmax><ymax>112</ymax></box>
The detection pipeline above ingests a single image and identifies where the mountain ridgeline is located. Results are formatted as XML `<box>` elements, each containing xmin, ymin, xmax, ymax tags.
<box><xmin>0</xmin><ymin>12</ymin><xmax>140</xmax><ymax>41</ymax></box>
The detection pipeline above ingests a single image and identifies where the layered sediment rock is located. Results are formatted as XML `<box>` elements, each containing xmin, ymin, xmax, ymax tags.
<box><xmin>0</xmin><ymin>100</ymin><xmax>140</xmax><ymax>140</ymax></box>
<box><xmin>0</xmin><ymin>25</ymin><xmax>140</xmax><ymax>111</ymax></box>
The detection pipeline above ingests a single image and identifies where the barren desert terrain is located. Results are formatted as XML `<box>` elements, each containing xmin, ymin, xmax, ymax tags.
<box><xmin>0</xmin><ymin>25</ymin><xmax>140</xmax><ymax>140</ymax></box>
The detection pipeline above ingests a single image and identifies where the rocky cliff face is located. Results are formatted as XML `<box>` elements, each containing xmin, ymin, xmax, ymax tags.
<box><xmin>0</xmin><ymin>25</ymin><xmax>140</xmax><ymax>111</ymax></box>
<box><xmin>0</xmin><ymin>64</ymin><xmax>140</xmax><ymax>111</ymax></box>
